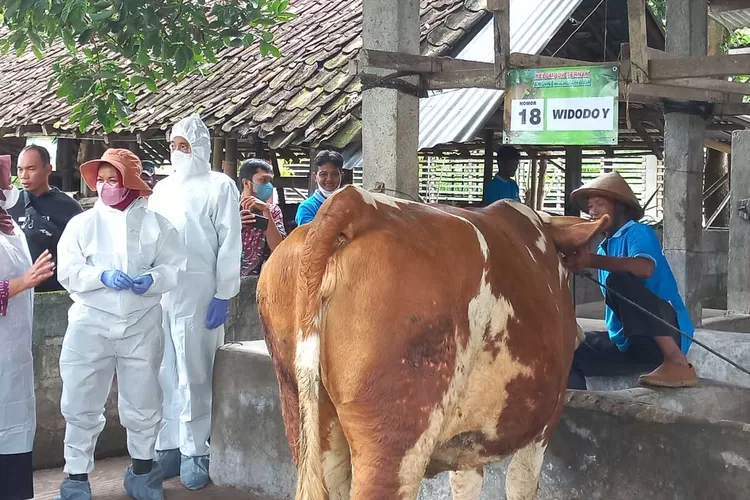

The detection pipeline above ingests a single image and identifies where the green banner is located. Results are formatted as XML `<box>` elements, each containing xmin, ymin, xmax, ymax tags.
<box><xmin>502</xmin><ymin>64</ymin><xmax>619</xmax><ymax>146</ymax></box>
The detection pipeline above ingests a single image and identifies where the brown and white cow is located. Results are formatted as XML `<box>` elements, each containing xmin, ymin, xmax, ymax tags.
<box><xmin>257</xmin><ymin>185</ymin><xmax>606</xmax><ymax>500</ymax></box>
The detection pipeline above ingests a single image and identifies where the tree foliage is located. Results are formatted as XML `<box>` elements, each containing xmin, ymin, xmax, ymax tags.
<box><xmin>0</xmin><ymin>0</ymin><xmax>294</xmax><ymax>133</ymax></box>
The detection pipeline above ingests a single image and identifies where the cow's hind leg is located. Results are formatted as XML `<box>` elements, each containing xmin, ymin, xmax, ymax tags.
<box><xmin>323</xmin><ymin>421</ymin><xmax>352</xmax><ymax>499</ymax></box>
<box><xmin>505</xmin><ymin>440</ymin><xmax>547</xmax><ymax>500</ymax></box>
<box><xmin>449</xmin><ymin>468</ymin><xmax>484</xmax><ymax>499</ymax></box>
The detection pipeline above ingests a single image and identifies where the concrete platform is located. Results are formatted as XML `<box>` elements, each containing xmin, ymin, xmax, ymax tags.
<box><xmin>34</xmin><ymin>456</ymin><xmax>261</xmax><ymax>499</ymax></box>
<box><xmin>211</xmin><ymin>341</ymin><xmax>750</xmax><ymax>499</ymax></box>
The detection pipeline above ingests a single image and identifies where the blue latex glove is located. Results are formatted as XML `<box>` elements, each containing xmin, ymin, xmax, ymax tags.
<box><xmin>101</xmin><ymin>270</ymin><xmax>134</xmax><ymax>290</ymax></box>
<box><xmin>205</xmin><ymin>298</ymin><xmax>229</xmax><ymax>330</ymax></box>
<box><xmin>132</xmin><ymin>274</ymin><xmax>154</xmax><ymax>295</ymax></box>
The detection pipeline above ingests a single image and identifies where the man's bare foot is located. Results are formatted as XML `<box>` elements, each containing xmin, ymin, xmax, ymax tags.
<box><xmin>638</xmin><ymin>362</ymin><xmax>699</xmax><ymax>388</ymax></box>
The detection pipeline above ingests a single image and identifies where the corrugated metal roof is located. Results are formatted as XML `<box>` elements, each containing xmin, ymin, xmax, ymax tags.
<box><xmin>711</xmin><ymin>9</ymin><xmax>750</xmax><ymax>31</ymax></box>
<box><xmin>345</xmin><ymin>0</ymin><xmax>585</xmax><ymax>170</ymax></box>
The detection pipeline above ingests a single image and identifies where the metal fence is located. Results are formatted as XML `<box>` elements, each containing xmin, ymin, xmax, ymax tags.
<box><xmin>279</xmin><ymin>154</ymin><xmax>660</xmax><ymax>216</ymax></box>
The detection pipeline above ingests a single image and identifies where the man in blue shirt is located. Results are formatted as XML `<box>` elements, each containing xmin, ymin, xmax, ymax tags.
<box><xmin>295</xmin><ymin>150</ymin><xmax>343</xmax><ymax>227</ymax></box>
<box><xmin>564</xmin><ymin>171</ymin><xmax>698</xmax><ymax>389</ymax></box>
<box><xmin>485</xmin><ymin>145</ymin><xmax>521</xmax><ymax>204</ymax></box>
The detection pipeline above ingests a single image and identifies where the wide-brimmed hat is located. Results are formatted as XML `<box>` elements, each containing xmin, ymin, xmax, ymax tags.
<box><xmin>571</xmin><ymin>171</ymin><xmax>643</xmax><ymax>220</ymax></box>
<box><xmin>80</xmin><ymin>148</ymin><xmax>152</xmax><ymax>196</ymax></box>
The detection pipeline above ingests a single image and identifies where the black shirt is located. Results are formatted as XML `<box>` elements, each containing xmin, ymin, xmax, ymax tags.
<box><xmin>9</xmin><ymin>187</ymin><xmax>83</xmax><ymax>292</ymax></box>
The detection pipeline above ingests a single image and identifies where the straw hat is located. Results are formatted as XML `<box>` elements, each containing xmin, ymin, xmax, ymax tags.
<box><xmin>571</xmin><ymin>171</ymin><xmax>643</xmax><ymax>220</ymax></box>
<box><xmin>80</xmin><ymin>148</ymin><xmax>152</xmax><ymax>196</ymax></box>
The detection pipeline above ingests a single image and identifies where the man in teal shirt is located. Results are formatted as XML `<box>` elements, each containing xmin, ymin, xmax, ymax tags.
<box><xmin>295</xmin><ymin>150</ymin><xmax>343</xmax><ymax>227</ymax></box>
<box><xmin>564</xmin><ymin>171</ymin><xmax>698</xmax><ymax>389</ymax></box>
<box><xmin>485</xmin><ymin>146</ymin><xmax>521</xmax><ymax>204</ymax></box>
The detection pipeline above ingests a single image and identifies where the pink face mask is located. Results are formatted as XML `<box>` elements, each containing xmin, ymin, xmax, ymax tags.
<box><xmin>96</xmin><ymin>182</ymin><xmax>131</xmax><ymax>206</ymax></box>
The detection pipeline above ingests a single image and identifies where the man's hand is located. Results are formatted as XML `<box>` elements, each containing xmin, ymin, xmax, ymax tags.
<box><xmin>241</xmin><ymin>209</ymin><xmax>256</xmax><ymax>228</ymax></box>
<box><xmin>240</xmin><ymin>195</ymin><xmax>270</xmax><ymax>216</ymax></box>
<box><xmin>563</xmin><ymin>251</ymin><xmax>593</xmax><ymax>273</ymax></box>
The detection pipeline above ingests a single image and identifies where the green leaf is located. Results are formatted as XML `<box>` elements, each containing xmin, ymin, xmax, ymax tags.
<box><xmin>126</xmin><ymin>92</ymin><xmax>137</xmax><ymax>103</ymax></box>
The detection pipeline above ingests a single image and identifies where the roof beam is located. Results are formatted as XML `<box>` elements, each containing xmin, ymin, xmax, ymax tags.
<box><xmin>709</xmin><ymin>0</ymin><xmax>750</xmax><ymax>13</ymax></box>
<box><xmin>649</xmin><ymin>53</ymin><xmax>750</xmax><ymax>79</ymax></box>
<box><xmin>631</xmin><ymin>118</ymin><xmax>663</xmax><ymax>160</ymax></box>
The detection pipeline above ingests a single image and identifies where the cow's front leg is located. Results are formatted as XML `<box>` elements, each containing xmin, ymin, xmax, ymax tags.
<box><xmin>505</xmin><ymin>440</ymin><xmax>547</xmax><ymax>500</ymax></box>
<box><xmin>449</xmin><ymin>467</ymin><xmax>484</xmax><ymax>499</ymax></box>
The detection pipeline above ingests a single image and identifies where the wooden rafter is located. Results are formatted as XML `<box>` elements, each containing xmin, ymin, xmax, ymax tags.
<box><xmin>631</xmin><ymin>119</ymin><xmax>663</xmax><ymax>160</ymax></box>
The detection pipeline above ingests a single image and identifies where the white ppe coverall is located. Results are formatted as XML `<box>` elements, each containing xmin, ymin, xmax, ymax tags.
<box><xmin>0</xmin><ymin>223</ymin><xmax>35</xmax><ymax>456</ymax></box>
<box><xmin>57</xmin><ymin>198</ymin><xmax>186</xmax><ymax>474</ymax></box>
<box><xmin>149</xmin><ymin>114</ymin><xmax>242</xmax><ymax>457</ymax></box>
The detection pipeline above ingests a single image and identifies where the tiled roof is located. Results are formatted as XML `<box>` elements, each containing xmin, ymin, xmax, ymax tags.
<box><xmin>0</xmin><ymin>0</ymin><xmax>487</xmax><ymax>149</ymax></box>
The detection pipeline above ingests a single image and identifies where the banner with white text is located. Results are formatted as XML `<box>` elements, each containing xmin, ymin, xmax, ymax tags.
<box><xmin>502</xmin><ymin>64</ymin><xmax>619</xmax><ymax>146</ymax></box>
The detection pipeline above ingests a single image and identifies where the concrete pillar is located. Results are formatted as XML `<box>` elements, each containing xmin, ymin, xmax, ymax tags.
<box><xmin>728</xmin><ymin>131</ymin><xmax>750</xmax><ymax>314</ymax></box>
<box><xmin>361</xmin><ymin>0</ymin><xmax>420</xmax><ymax>199</ymax></box>
<box><xmin>663</xmin><ymin>0</ymin><xmax>707</xmax><ymax>326</ymax></box>
<box><xmin>564</xmin><ymin>147</ymin><xmax>582</xmax><ymax>216</ymax></box>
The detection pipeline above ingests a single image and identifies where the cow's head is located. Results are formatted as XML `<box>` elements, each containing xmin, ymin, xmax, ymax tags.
<box><xmin>538</xmin><ymin>214</ymin><xmax>610</xmax><ymax>255</ymax></box>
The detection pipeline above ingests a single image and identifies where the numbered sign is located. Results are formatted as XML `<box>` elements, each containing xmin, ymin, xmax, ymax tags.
<box><xmin>510</xmin><ymin>99</ymin><xmax>544</xmax><ymax>131</ymax></box>
<box><xmin>503</xmin><ymin>64</ymin><xmax>619</xmax><ymax>146</ymax></box>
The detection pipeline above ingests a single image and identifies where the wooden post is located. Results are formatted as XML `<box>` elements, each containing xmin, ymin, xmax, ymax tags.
<box><xmin>529</xmin><ymin>157</ymin><xmax>538</xmax><ymax>209</ymax></box>
<box><xmin>536</xmin><ymin>158</ymin><xmax>547</xmax><ymax>210</ymax></box>
<box><xmin>269</xmin><ymin>150</ymin><xmax>287</xmax><ymax>207</ymax></box>
<box><xmin>627</xmin><ymin>0</ymin><xmax>650</xmax><ymax>84</ymax></box>
<box><xmin>223</xmin><ymin>138</ymin><xmax>238</xmax><ymax>180</ymax></box>
<box><xmin>308</xmin><ymin>148</ymin><xmax>318</xmax><ymax>196</ymax></box>
<box><xmin>488</xmin><ymin>0</ymin><xmax>510</xmax><ymax>88</ymax></box>
<box><xmin>482</xmin><ymin>130</ymin><xmax>495</xmax><ymax>205</ymax></box>
<box><xmin>212</xmin><ymin>137</ymin><xmax>225</xmax><ymax>172</ymax></box>
<box><xmin>564</xmin><ymin>147</ymin><xmax>582</xmax><ymax>216</ymax></box>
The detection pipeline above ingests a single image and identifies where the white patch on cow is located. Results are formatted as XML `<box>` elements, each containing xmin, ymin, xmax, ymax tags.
<box><xmin>558</xmin><ymin>259</ymin><xmax>568</xmax><ymax>287</ymax></box>
<box><xmin>509</xmin><ymin>202</ymin><xmax>549</xmax><ymax>257</ymax></box>
<box><xmin>526</xmin><ymin>246</ymin><xmax>537</xmax><ymax>263</ymax></box>
<box><xmin>296</xmin><ymin>332</ymin><xmax>320</xmax><ymax>370</ymax></box>
<box><xmin>322</xmin><ymin>422</ymin><xmax>352</xmax><ymax>499</ymax></box>
<box><xmin>355</xmin><ymin>185</ymin><xmax>414</xmax><ymax>209</ymax></box>
<box><xmin>506</xmin><ymin>440</ymin><xmax>547</xmax><ymax>500</ymax></box>
<box><xmin>535</xmin><ymin>210</ymin><xmax>552</xmax><ymax>223</ymax></box>
<box><xmin>449</xmin><ymin>469</ymin><xmax>484</xmax><ymax>500</ymax></box>
<box><xmin>722</xmin><ymin>451</ymin><xmax>750</xmax><ymax>472</ymax></box>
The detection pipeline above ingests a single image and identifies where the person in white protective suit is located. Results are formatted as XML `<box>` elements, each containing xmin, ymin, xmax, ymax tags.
<box><xmin>149</xmin><ymin>114</ymin><xmax>242</xmax><ymax>490</ymax></box>
<box><xmin>56</xmin><ymin>149</ymin><xmax>186</xmax><ymax>500</ymax></box>
<box><xmin>0</xmin><ymin>154</ymin><xmax>55</xmax><ymax>500</ymax></box>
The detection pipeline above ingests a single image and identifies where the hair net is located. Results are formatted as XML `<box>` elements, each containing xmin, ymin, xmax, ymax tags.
<box><xmin>169</xmin><ymin>114</ymin><xmax>212</xmax><ymax>165</ymax></box>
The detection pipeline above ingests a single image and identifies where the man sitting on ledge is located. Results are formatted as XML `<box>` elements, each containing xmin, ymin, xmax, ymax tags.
<box><xmin>564</xmin><ymin>171</ymin><xmax>698</xmax><ymax>389</ymax></box>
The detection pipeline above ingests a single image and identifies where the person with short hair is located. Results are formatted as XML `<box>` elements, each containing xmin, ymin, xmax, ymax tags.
<box><xmin>238</xmin><ymin>159</ymin><xmax>286</xmax><ymax>276</ymax></box>
<box><xmin>9</xmin><ymin>144</ymin><xmax>83</xmax><ymax>291</ymax></box>
<box><xmin>295</xmin><ymin>150</ymin><xmax>344</xmax><ymax>226</ymax></box>
<box><xmin>485</xmin><ymin>145</ymin><xmax>521</xmax><ymax>204</ymax></box>
<box><xmin>564</xmin><ymin>171</ymin><xmax>698</xmax><ymax>389</ymax></box>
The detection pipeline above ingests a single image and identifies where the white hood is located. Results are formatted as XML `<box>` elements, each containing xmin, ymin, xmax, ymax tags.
<box><xmin>169</xmin><ymin>114</ymin><xmax>212</xmax><ymax>178</ymax></box>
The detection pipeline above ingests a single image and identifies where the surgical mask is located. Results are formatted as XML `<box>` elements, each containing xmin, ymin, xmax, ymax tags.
<box><xmin>171</xmin><ymin>151</ymin><xmax>193</xmax><ymax>176</ymax></box>
<box><xmin>318</xmin><ymin>181</ymin><xmax>341</xmax><ymax>198</ymax></box>
<box><xmin>0</xmin><ymin>186</ymin><xmax>19</xmax><ymax>210</ymax></box>
<box><xmin>97</xmin><ymin>182</ymin><xmax>131</xmax><ymax>206</ymax></box>
<box><xmin>254</xmin><ymin>182</ymin><xmax>274</xmax><ymax>202</ymax></box>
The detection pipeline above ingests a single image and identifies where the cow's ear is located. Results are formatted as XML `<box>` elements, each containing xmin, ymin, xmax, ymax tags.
<box><xmin>542</xmin><ymin>215</ymin><xmax>610</xmax><ymax>254</ymax></box>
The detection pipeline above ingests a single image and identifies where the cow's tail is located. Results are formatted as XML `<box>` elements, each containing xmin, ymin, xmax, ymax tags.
<box><xmin>294</xmin><ymin>186</ymin><xmax>364</xmax><ymax>500</ymax></box>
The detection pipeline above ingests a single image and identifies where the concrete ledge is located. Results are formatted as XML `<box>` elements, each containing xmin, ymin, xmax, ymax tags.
<box><xmin>31</xmin><ymin>277</ymin><xmax>262</xmax><ymax>469</ymax></box>
<box><xmin>211</xmin><ymin>341</ymin><xmax>750</xmax><ymax>499</ymax></box>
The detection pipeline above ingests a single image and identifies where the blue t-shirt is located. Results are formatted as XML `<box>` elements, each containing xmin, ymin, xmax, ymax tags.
<box><xmin>598</xmin><ymin>220</ymin><xmax>694</xmax><ymax>354</ymax></box>
<box><xmin>485</xmin><ymin>175</ymin><xmax>520</xmax><ymax>204</ymax></box>
<box><xmin>295</xmin><ymin>190</ymin><xmax>327</xmax><ymax>226</ymax></box>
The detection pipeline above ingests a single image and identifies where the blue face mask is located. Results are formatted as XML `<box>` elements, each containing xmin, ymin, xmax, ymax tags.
<box><xmin>254</xmin><ymin>182</ymin><xmax>274</xmax><ymax>202</ymax></box>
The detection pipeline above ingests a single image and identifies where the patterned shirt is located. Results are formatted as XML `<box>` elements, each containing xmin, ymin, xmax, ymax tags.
<box><xmin>240</xmin><ymin>203</ymin><xmax>286</xmax><ymax>277</ymax></box>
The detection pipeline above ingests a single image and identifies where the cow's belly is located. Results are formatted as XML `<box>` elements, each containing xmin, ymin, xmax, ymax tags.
<box><xmin>426</xmin><ymin>343</ymin><xmax>565</xmax><ymax>475</ymax></box>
